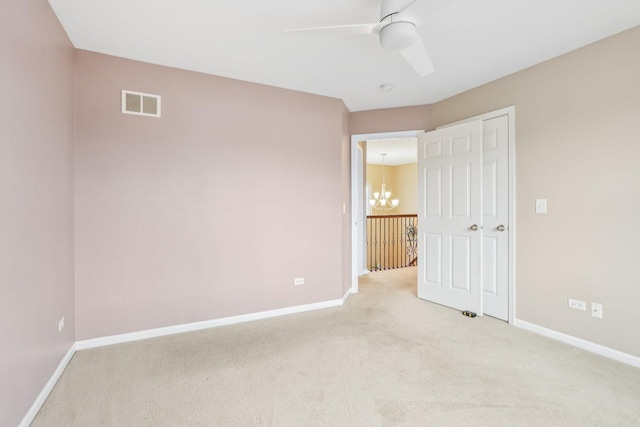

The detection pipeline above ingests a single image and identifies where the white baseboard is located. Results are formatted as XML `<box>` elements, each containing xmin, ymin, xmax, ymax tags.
<box><xmin>77</xmin><ymin>295</ymin><xmax>349</xmax><ymax>351</ymax></box>
<box><xmin>514</xmin><ymin>319</ymin><xmax>640</xmax><ymax>369</ymax></box>
<box><xmin>19</xmin><ymin>343</ymin><xmax>76</xmax><ymax>427</ymax></box>
<box><xmin>18</xmin><ymin>305</ymin><xmax>639</xmax><ymax>427</ymax></box>
<box><xmin>342</xmin><ymin>289</ymin><xmax>351</xmax><ymax>304</ymax></box>
<box><xmin>22</xmin><ymin>294</ymin><xmax>352</xmax><ymax>425</ymax></box>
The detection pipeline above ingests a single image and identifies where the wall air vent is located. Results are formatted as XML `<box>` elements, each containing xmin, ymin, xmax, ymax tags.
<box><xmin>122</xmin><ymin>90</ymin><xmax>161</xmax><ymax>117</ymax></box>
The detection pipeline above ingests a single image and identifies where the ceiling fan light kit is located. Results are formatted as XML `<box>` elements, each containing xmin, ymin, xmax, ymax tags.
<box><xmin>379</xmin><ymin>21</ymin><xmax>418</xmax><ymax>50</ymax></box>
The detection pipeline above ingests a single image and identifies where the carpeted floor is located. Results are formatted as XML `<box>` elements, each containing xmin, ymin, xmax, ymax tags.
<box><xmin>32</xmin><ymin>267</ymin><xmax>640</xmax><ymax>426</ymax></box>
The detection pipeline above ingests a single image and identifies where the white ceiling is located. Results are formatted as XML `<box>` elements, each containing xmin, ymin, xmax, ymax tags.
<box><xmin>48</xmin><ymin>0</ymin><xmax>640</xmax><ymax>112</ymax></box>
<box><xmin>367</xmin><ymin>138</ymin><xmax>417</xmax><ymax>165</ymax></box>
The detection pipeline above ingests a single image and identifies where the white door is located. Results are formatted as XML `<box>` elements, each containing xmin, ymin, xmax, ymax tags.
<box><xmin>417</xmin><ymin>120</ymin><xmax>483</xmax><ymax>314</ymax></box>
<box><xmin>481</xmin><ymin>115</ymin><xmax>510</xmax><ymax>320</ymax></box>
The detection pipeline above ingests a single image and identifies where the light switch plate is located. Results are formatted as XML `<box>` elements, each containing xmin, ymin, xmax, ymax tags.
<box><xmin>535</xmin><ymin>199</ymin><xmax>547</xmax><ymax>214</ymax></box>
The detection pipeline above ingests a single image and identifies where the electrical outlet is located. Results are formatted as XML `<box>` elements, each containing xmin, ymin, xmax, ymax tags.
<box><xmin>294</xmin><ymin>277</ymin><xmax>304</xmax><ymax>286</ymax></box>
<box><xmin>58</xmin><ymin>317</ymin><xmax>65</xmax><ymax>333</ymax></box>
<box><xmin>568</xmin><ymin>299</ymin><xmax>586</xmax><ymax>311</ymax></box>
<box><xmin>535</xmin><ymin>199</ymin><xmax>547</xmax><ymax>214</ymax></box>
<box><xmin>591</xmin><ymin>302</ymin><xmax>603</xmax><ymax>319</ymax></box>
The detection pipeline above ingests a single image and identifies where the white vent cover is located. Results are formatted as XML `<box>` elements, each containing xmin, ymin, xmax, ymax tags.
<box><xmin>122</xmin><ymin>90</ymin><xmax>161</xmax><ymax>117</ymax></box>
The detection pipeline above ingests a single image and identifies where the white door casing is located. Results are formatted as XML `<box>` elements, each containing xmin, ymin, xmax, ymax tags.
<box><xmin>481</xmin><ymin>115</ymin><xmax>510</xmax><ymax>320</ymax></box>
<box><xmin>357</xmin><ymin>146</ymin><xmax>366</xmax><ymax>275</ymax></box>
<box><xmin>417</xmin><ymin>120</ymin><xmax>483</xmax><ymax>315</ymax></box>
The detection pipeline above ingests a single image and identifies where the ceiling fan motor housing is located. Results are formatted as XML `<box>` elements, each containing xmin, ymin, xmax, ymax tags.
<box><xmin>380</xmin><ymin>0</ymin><xmax>410</xmax><ymax>19</ymax></box>
<box><xmin>379</xmin><ymin>21</ymin><xmax>418</xmax><ymax>50</ymax></box>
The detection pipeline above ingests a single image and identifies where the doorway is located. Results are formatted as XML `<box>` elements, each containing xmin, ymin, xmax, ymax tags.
<box><xmin>350</xmin><ymin>130</ymin><xmax>425</xmax><ymax>294</ymax></box>
<box><xmin>350</xmin><ymin>106</ymin><xmax>515</xmax><ymax>323</ymax></box>
<box><xmin>366</xmin><ymin>138</ymin><xmax>418</xmax><ymax>272</ymax></box>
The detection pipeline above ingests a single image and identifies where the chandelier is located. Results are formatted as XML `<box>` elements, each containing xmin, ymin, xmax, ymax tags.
<box><xmin>369</xmin><ymin>153</ymin><xmax>398</xmax><ymax>211</ymax></box>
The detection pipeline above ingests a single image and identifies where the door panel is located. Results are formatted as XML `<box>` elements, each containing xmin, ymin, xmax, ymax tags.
<box><xmin>483</xmin><ymin>236</ymin><xmax>498</xmax><ymax>294</ymax></box>
<box><xmin>450</xmin><ymin>235</ymin><xmax>471</xmax><ymax>292</ymax></box>
<box><xmin>425</xmin><ymin>233</ymin><xmax>442</xmax><ymax>285</ymax></box>
<box><xmin>483</xmin><ymin>160</ymin><xmax>497</xmax><ymax>217</ymax></box>
<box><xmin>451</xmin><ymin>164</ymin><xmax>470</xmax><ymax>217</ymax></box>
<box><xmin>451</xmin><ymin>134</ymin><xmax>471</xmax><ymax>154</ymax></box>
<box><xmin>417</xmin><ymin>120</ymin><xmax>483</xmax><ymax>314</ymax></box>
<box><xmin>425</xmin><ymin>168</ymin><xmax>442</xmax><ymax>216</ymax></box>
<box><xmin>481</xmin><ymin>115</ymin><xmax>509</xmax><ymax>320</ymax></box>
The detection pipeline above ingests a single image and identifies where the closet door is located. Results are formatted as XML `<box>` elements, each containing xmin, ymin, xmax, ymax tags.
<box><xmin>417</xmin><ymin>120</ymin><xmax>483</xmax><ymax>315</ymax></box>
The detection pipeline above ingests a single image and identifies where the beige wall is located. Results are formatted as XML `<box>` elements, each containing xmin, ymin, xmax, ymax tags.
<box><xmin>350</xmin><ymin>105</ymin><xmax>433</xmax><ymax>135</ymax></box>
<box><xmin>432</xmin><ymin>26</ymin><xmax>640</xmax><ymax>357</ymax></box>
<box><xmin>394</xmin><ymin>163</ymin><xmax>418</xmax><ymax>215</ymax></box>
<box><xmin>0</xmin><ymin>1</ymin><xmax>76</xmax><ymax>426</ymax></box>
<box><xmin>75</xmin><ymin>50</ymin><xmax>350</xmax><ymax>340</ymax></box>
<box><xmin>367</xmin><ymin>163</ymin><xmax>417</xmax><ymax>215</ymax></box>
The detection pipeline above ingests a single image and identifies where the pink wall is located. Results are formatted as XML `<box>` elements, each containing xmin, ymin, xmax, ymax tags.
<box><xmin>349</xmin><ymin>105</ymin><xmax>433</xmax><ymax>135</ymax></box>
<box><xmin>0</xmin><ymin>1</ymin><xmax>75</xmax><ymax>426</ymax></box>
<box><xmin>75</xmin><ymin>51</ymin><xmax>350</xmax><ymax>340</ymax></box>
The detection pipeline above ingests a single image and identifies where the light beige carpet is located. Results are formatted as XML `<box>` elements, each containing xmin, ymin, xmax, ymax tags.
<box><xmin>32</xmin><ymin>267</ymin><xmax>640</xmax><ymax>426</ymax></box>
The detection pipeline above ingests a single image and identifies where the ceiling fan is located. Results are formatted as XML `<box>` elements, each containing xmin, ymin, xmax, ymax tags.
<box><xmin>282</xmin><ymin>0</ymin><xmax>434</xmax><ymax>77</ymax></box>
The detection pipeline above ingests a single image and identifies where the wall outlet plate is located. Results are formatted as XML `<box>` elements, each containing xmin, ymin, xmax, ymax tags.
<box><xmin>58</xmin><ymin>317</ymin><xmax>65</xmax><ymax>333</ymax></box>
<box><xmin>294</xmin><ymin>277</ymin><xmax>304</xmax><ymax>286</ymax></box>
<box><xmin>591</xmin><ymin>302</ymin><xmax>603</xmax><ymax>319</ymax></box>
<box><xmin>568</xmin><ymin>299</ymin><xmax>586</xmax><ymax>311</ymax></box>
<box><xmin>535</xmin><ymin>199</ymin><xmax>547</xmax><ymax>214</ymax></box>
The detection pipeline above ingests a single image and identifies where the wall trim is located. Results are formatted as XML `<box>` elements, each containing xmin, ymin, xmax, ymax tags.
<box><xmin>18</xmin><ymin>302</ymin><xmax>638</xmax><ymax>426</ymax></box>
<box><xmin>514</xmin><ymin>319</ymin><xmax>640</xmax><ymax>369</ymax></box>
<box><xmin>76</xmin><ymin>295</ymin><xmax>350</xmax><ymax>351</ymax></box>
<box><xmin>22</xmin><ymin>294</ymin><xmax>353</xmax><ymax>424</ymax></box>
<box><xmin>19</xmin><ymin>344</ymin><xmax>76</xmax><ymax>427</ymax></box>
<box><xmin>342</xmin><ymin>289</ymin><xmax>352</xmax><ymax>304</ymax></box>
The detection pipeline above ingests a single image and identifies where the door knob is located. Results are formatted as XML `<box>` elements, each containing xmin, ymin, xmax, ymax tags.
<box><xmin>470</xmin><ymin>224</ymin><xmax>479</xmax><ymax>231</ymax></box>
<box><xmin>497</xmin><ymin>225</ymin><xmax>506</xmax><ymax>232</ymax></box>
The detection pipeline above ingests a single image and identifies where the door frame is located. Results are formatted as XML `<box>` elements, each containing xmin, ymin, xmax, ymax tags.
<box><xmin>438</xmin><ymin>106</ymin><xmax>516</xmax><ymax>324</ymax></box>
<box><xmin>350</xmin><ymin>130</ymin><xmax>425</xmax><ymax>294</ymax></box>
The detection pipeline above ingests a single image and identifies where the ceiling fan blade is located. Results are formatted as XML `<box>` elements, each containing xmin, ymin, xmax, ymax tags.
<box><xmin>281</xmin><ymin>22</ymin><xmax>382</xmax><ymax>36</ymax></box>
<box><xmin>399</xmin><ymin>36</ymin><xmax>434</xmax><ymax>76</ymax></box>
<box><xmin>398</xmin><ymin>0</ymin><xmax>418</xmax><ymax>14</ymax></box>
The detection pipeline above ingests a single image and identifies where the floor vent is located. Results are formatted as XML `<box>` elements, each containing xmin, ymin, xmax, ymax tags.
<box><xmin>122</xmin><ymin>90</ymin><xmax>161</xmax><ymax>117</ymax></box>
